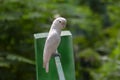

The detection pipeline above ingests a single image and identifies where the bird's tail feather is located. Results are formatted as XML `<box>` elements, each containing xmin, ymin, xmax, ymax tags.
<box><xmin>43</xmin><ymin>62</ymin><xmax>49</xmax><ymax>73</ymax></box>
<box><xmin>46</xmin><ymin>63</ymin><xmax>49</xmax><ymax>73</ymax></box>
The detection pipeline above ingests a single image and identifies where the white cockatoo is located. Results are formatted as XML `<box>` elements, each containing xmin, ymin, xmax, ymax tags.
<box><xmin>43</xmin><ymin>17</ymin><xmax>67</xmax><ymax>73</ymax></box>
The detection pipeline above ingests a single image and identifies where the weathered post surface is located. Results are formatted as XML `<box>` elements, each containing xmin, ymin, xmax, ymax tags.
<box><xmin>34</xmin><ymin>30</ymin><xmax>75</xmax><ymax>80</ymax></box>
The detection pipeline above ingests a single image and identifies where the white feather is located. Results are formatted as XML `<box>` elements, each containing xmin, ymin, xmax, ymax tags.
<box><xmin>43</xmin><ymin>17</ymin><xmax>66</xmax><ymax>73</ymax></box>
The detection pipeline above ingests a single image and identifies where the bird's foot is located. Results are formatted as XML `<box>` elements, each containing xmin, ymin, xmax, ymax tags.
<box><xmin>52</xmin><ymin>53</ymin><xmax>61</xmax><ymax>58</ymax></box>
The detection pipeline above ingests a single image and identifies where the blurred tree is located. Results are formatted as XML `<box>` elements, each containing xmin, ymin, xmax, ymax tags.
<box><xmin>0</xmin><ymin>0</ymin><xmax>120</xmax><ymax>80</ymax></box>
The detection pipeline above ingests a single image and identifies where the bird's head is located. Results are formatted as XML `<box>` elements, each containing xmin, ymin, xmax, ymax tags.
<box><xmin>53</xmin><ymin>17</ymin><xmax>67</xmax><ymax>29</ymax></box>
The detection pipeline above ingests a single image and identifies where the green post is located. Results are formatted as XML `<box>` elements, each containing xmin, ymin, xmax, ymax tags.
<box><xmin>34</xmin><ymin>30</ymin><xmax>75</xmax><ymax>80</ymax></box>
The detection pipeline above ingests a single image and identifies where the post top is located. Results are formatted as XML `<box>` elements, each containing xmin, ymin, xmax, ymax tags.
<box><xmin>34</xmin><ymin>30</ymin><xmax>72</xmax><ymax>39</ymax></box>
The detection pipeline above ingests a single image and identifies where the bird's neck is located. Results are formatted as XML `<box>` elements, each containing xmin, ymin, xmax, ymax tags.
<box><xmin>50</xmin><ymin>25</ymin><xmax>62</xmax><ymax>35</ymax></box>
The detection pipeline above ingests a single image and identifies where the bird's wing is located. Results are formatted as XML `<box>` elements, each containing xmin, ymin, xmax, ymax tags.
<box><xmin>43</xmin><ymin>30</ymin><xmax>60</xmax><ymax>71</ymax></box>
<box><xmin>45</xmin><ymin>30</ymin><xmax>60</xmax><ymax>52</ymax></box>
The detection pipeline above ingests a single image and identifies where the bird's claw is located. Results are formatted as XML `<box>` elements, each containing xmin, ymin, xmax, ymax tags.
<box><xmin>52</xmin><ymin>53</ymin><xmax>61</xmax><ymax>58</ymax></box>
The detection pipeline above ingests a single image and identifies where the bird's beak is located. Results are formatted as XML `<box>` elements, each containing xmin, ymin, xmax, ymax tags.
<box><xmin>62</xmin><ymin>22</ymin><xmax>66</xmax><ymax>28</ymax></box>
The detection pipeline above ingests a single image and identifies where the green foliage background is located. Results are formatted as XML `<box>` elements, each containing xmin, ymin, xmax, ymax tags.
<box><xmin>0</xmin><ymin>0</ymin><xmax>120</xmax><ymax>80</ymax></box>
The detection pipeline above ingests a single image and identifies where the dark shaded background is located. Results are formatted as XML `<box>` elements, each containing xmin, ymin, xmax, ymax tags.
<box><xmin>0</xmin><ymin>0</ymin><xmax>120</xmax><ymax>80</ymax></box>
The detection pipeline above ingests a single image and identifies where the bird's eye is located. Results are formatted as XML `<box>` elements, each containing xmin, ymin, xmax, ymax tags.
<box><xmin>58</xmin><ymin>20</ymin><xmax>61</xmax><ymax>23</ymax></box>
